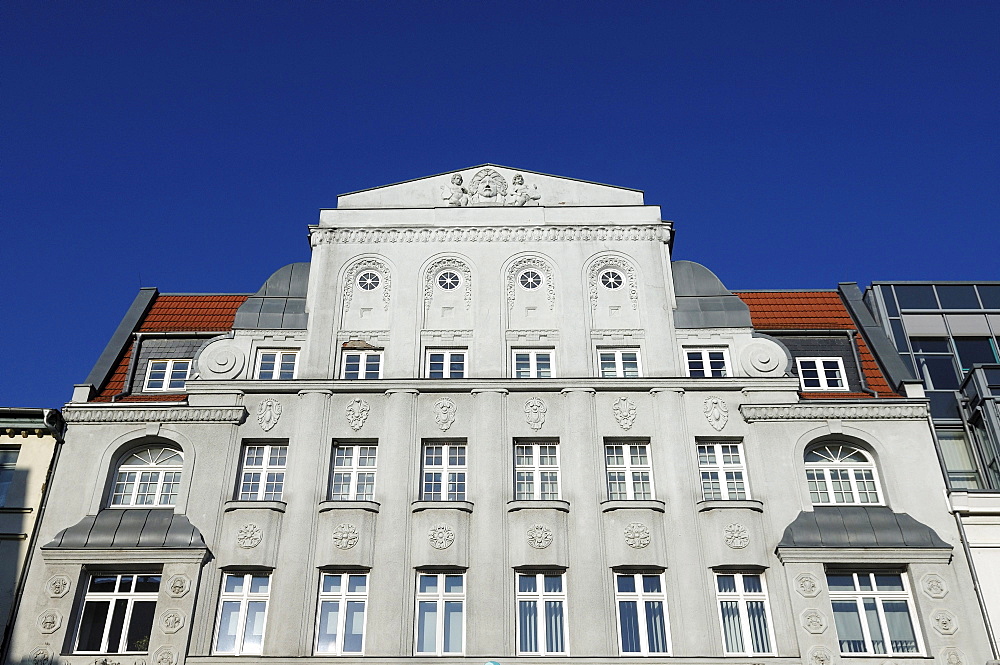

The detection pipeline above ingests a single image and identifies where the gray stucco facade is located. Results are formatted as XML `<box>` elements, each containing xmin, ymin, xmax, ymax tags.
<box><xmin>4</xmin><ymin>166</ymin><xmax>994</xmax><ymax>664</ymax></box>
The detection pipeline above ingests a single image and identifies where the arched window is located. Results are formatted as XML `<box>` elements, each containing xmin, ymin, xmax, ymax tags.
<box><xmin>804</xmin><ymin>443</ymin><xmax>882</xmax><ymax>505</ymax></box>
<box><xmin>110</xmin><ymin>446</ymin><xmax>183</xmax><ymax>507</ymax></box>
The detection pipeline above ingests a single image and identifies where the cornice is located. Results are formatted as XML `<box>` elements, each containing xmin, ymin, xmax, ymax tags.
<box><xmin>739</xmin><ymin>402</ymin><xmax>929</xmax><ymax>422</ymax></box>
<box><xmin>310</xmin><ymin>224</ymin><xmax>671</xmax><ymax>246</ymax></box>
<box><xmin>63</xmin><ymin>406</ymin><xmax>246</xmax><ymax>424</ymax></box>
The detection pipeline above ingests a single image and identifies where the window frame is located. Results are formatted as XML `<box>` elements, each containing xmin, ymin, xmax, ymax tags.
<box><xmin>598</xmin><ymin>348</ymin><xmax>643</xmax><ymax>378</ymax></box>
<box><xmin>685</xmin><ymin>348</ymin><xmax>731</xmax><ymax>378</ymax></box>
<box><xmin>255</xmin><ymin>350</ymin><xmax>299</xmax><ymax>380</ymax></box>
<box><xmin>697</xmin><ymin>442</ymin><xmax>749</xmax><ymax>501</ymax></box>
<box><xmin>329</xmin><ymin>443</ymin><xmax>377</xmax><ymax>501</ymax></box>
<box><xmin>73</xmin><ymin>572</ymin><xmax>161</xmax><ymax>655</ymax></box>
<box><xmin>614</xmin><ymin>571</ymin><xmax>670</xmax><ymax>655</ymax></box>
<box><xmin>142</xmin><ymin>359</ymin><xmax>191</xmax><ymax>392</ymax></box>
<box><xmin>421</xmin><ymin>442</ymin><xmax>467</xmax><ymax>501</ymax></box>
<box><xmin>796</xmin><ymin>357</ymin><xmax>849</xmax><ymax>391</ymax></box>
<box><xmin>805</xmin><ymin>443</ymin><xmax>883</xmax><ymax>506</ymax></box>
<box><xmin>516</xmin><ymin>572</ymin><xmax>568</xmax><ymax>656</ymax></box>
<box><xmin>0</xmin><ymin>446</ymin><xmax>20</xmax><ymax>507</ymax></box>
<box><xmin>109</xmin><ymin>446</ymin><xmax>184</xmax><ymax>508</ymax></box>
<box><xmin>213</xmin><ymin>572</ymin><xmax>271</xmax><ymax>656</ymax></box>
<box><xmin>340</xmin><ymin>350</ymin><xmax>383</xmax><ymax>380</ymax></box>
<box><xmin>315</xmin><ymin>572</ymin><xmax>368</xmax><ymax>655</ymax></box>
<box><xmin>514</xmin><ymin>441</ymin><xmax>561</xmax><ymax>500</ymax></box>
<box><xmin>512</xmin><ymin>349</ymin><xmax>554</xmax><ymax>378</ymax></box>
<box><xmin>714</xmin><ymin>572</ymin><xmax>775</xmax><ymax>656</ymax></box>
<box><xmin>605</xmin><ymin>441</ymin><xmax>654</xmax><ymax>500</ymax></box>
<box><xmin>827</xmin><ymin>571</ymin><xmax>924</xmax><ymax>656</ymax></box>
<box><xmin>414</xmin><ymin>572</ymin><xmax>465</xmax><ymax>655</ymax></box>
<box><xmin>237</xmin><ymin>444</ymin><xmax>288</xmax><ymax>501</ymax></box>
<box><xmin>424</xmin><ymin>349</ymin><xmax>467</xmax><ymax>379</ymax></box>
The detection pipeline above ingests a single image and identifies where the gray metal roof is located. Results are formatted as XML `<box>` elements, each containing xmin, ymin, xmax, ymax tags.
<box><xmin>778</xmin><ymin>506</ymin><xmax>951</xmax><ymax>549</ymax></box>
<box><xmin>234</xmin><ymin>262</ymin><xmax>310</xmax><ymax>330</ymax></box>
<box><xmin>672</xmin><ymin>260</ymin><xmax>752</xmax><ymax>328</ymax></box>
<box><xmin>44</xmin><ymin>509</ymin><xmax>206</xmax><ymax>550</ymax></box>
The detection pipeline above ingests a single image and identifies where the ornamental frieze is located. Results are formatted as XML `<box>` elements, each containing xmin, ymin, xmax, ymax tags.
<box><xmin>311</xmin><ymin>224</ymin><xmax>671</xmax><ymax>246</ymax></box>
<box><xmin>63</xmin><ymin>407</ymin><xmax>246</xmax><ymax>424</ymax></box>
<box><xmin>740</xmin><ymin>403</ymin><xmax>929</xmax><ymax>421</ymax></box>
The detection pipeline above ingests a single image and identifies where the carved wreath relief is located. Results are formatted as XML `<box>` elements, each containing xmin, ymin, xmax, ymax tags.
<box><xmin>703</xmin><ymin>396</ymin><xmax>729</xmax><ymax>431</ymax></box>
<box><xmin>256</xmin><ymin>398</ymin><xmax>282</xmax><ymax>432</ymax></box>
<box><xmin>428</xmin><ymin>523</ymin><xmax>456</xmax><ymax>550</ymax></box>
<box><xmin>526</xmin><ymin>524</ymin><xmax>553</xmax><ymax>549</ymax></box>
<box><xmin>346</xmin><ymin>398</ymin><xmax>370</xmax><ymax>431</ymax></box>
<box><xmin>524</xmin><ymin>397</ymin><xmax>547</xmax><ymax>431</ymax></box>
<box><xmin>236</xmin><ymin>523</ymin><xmax>263</xmax><ymax>549</ymax></box>
<box><xmin>333</xmin><ymin>523</ymin><xmax>360</xmax><ymax>550</ymax></box>
<box><xmin>613</xmin><ymin>396</ymin><xmax>637</xmax><ymax>430</ymax></box>
<box><xmin>440</xmin><ymin>168</ymin><xmax>540</xmax><ymax>207</ymax></box>
<box><xmin>160</xmin><ymin>609</ymin><xmax>185</xmax><ymax>634</ymax></box>
<box><xmin>45</xmin><ymin>575</ymin><xmax>70</xmax><ymax>598</ymax></box>
<box><xmin>624</xmin><ymin>522</ymin><xmax>651</xmax><ymax>549</ymax></box>
<box><xmin>434</xmin><ymin>397</ymin><xmax>457</xmax><ymax>431</ymax></box>
<box><xmin>724</xmin><ymin>523</ymin><xmax>749</xmax><ymax>549</ymax></box>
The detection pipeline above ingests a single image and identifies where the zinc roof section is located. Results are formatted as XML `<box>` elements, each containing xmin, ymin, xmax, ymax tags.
<box><xmin>734</xmin><ymin>290</ymin><xmax>899</xmax><ymax>398</ymax></box>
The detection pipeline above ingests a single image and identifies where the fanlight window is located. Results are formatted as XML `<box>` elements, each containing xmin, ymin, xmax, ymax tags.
<box><xmin>804</xmin><ymin>444</ymin><xmax>882</xmax><ymax>505</ymax></box>
<box><xmin>111</xmin><ymin>446</ymin><xmax>183</xmax><ymax>507</ymax></box>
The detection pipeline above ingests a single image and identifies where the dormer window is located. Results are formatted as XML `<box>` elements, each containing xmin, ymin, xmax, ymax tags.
<box><xmin>256</xmin><ymin>351</ymin><xmax>298</xmax><ymax>380</ymax></box>
<box><xmin>685</xmin><ymin>349</ymin><xmax>730</xmax><ymax>378</ymax></box>
<box><xmin>797</xmin><ymin>357</ymin><xmax>847</xmax><ymax>391</ymax></box>
<box><xmin>144</xmin><ymin>359</ymin><xmax>191</xmax><ymax>391</ymax></box>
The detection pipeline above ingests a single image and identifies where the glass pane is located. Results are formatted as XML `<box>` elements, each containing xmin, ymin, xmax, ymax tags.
<box><xmin>343</xmin><ymin>600</ymin><xmax>365</xmax><ymax>653</ymax></box>
<box><xmin>444</xmin><ymin>575</ymin><xmax>463</xmax><ymax>593</ymax></box>
<box><xmin>894</xmin><ymin>285</ymin><xmax>938</xmax><ymax>309</ymax></box>
<box><xmin>322</xmin><ymin>573</ymin><xmax>341</xmax><ymax>594</ymax></box>
<box><xmin>645</xmin><ymin>600</ymin><xmax>668</xmax><ymax>652</ymax></box>
<box><xmin>742</xmin><ymin>574</ymin><xmax>762</xmax><ymax>593</ymax></box>
<box><xmin>519</xmin><ymin>600</ymin><xmax>537</xmax><ymax>653</ymax></box>
<box><xmin>419</xmin><ymin>575</ymin><xmax>438</xmax><ymax>593</ymax></box>
<box><xmin>223</xmin><ymin>574</ymin><xmax>244</xmax><ymax>594</ymax></box>
<box><xmin>216</xmin><ymin>601</ymin><xmax>241</xmax><ymax>653</ymax></box>
<box><xmin>936</xmin><ymin>284</ymin><xmax>980</xmax><ymax>309</ymax></box>
<box><xmin>125</xmin><ymin>600</ymin><xmax>156</xmax><ymax>652</ymax></box>
<box><xmin>720</xmin><ymin>600</ymin><xmax>744</xmax><ymax>653</ymax></box>
<box><xmin>617</xmin><ymin>574</ymin><xmax>636</xmax><ymax>593</ymax></box>
<box><xmin>443</xmin><ymin>601</ymin><xmax>463</xmax><ymax>653</ymax></box>
<box><xmin>518</xmin><ymin>574</ymin><xmax>536</xmax><ymax>593</ymax></box>
<box><xmin>134</xmin><ymin>575</ymin><xmax>161</xmax><ymax>593</ymax></box>
<box><xmin>544</xmin><ymin>600</ymin><xmax>565</xmax><ymax>653</ymax></box>
<box><xmin>747</xmin><ymin>600</ymin><xmax>771</xmax><ymax>653</ymax></box>
<box><xmin>544</xmin><ymin>575</ymin><xmax>562</xmax><ymax>592</ymax></box>
<box><xmin>826</xmin><ymin>573</ymin><xmax>856</xmax><ymax>591</ymax></box>
<box><xmin>316</xmin><ymin>600</ymin><xmax>339</xmax><ymax>652</ymax></box>
<box><xmin>955</xmin><ymin>337</ymin><xmax>997</xmax><ymax>369</ymax></box>
<box><xmin>77</xmin><ymin>600</ymin><xmax>110</xmax><ymax>651</ymax></box>
<box><xmin>89</xmin><ymin>575</ymin><xmax>117</xmax><ymax>593</ymax></box>
<box><xmin>917</xmin><ymin>356</ymin><xmax>959</xmax><ymax>389</ymax></box>
<box><xmin>619</xmin><ymin>600</ymin><xmax>640</xmax><ymax>652</ymax></box>
<box><xmin>863</xmin><ymin>598</ymin><xmax>886</xmax><ymax>654</ymax></box>
<box><xmin>978</xmin><ymin>285</ymin><xmax>1000</xmax><ymax>309</ymax></box>
<box><xmin>910</xmin><ymin>337</ymin><xmax>951</xmax><ymax>353</ymax></box>
<box><xmin>832</xmin><ymin>600</ymin><xmax>866</xmax><ymax>653</ymax></box>
<box><xmin>883</xmin><ymin>600</ymin><xmax>918</xmax><ymax>653</ymax></box>
<box><xmin>118</xmin><ymin>575</ymin><xmax>134</xmax><ymax>592</ymax></box>
<box><xmin>874</xmin><ymin>573</ymin><xmax>904</xmax><ymax>591</ymax></box>
<box><xmin>250</xmin><ymin>575</ymin><xmax>269</xmax><ymax>593</ymax></box>
<box><xmin>642</xmin><ymin>574</ymin><xmax>661</xmax><ymax>593</ymax></box>
<box><xmin>416</xmin><ymin>601</ymin><xmax>437</xmax><ymax>653</ymax></box>
<box><xmin>242</xmin><ymin>601</ymin><xmax>267</xmax><ymax>652</ymax></box>
<box><xmin>882</xmin><ymin>287</ymin><xmax>899</xmax><ymax>317</ymax></box>
<box><xmin>716</xmin><ymin>574</ymin><xmax>737</xmax><ymax>593</ymax></box>
<box><xmin>106</xmin><ymin>598</ymin><xmax>128</xmax><ymax>652</ymax></box>
<box><xmin>348</xmin><ymin>574</ymin><xmax>367</xmax><ymax>593</ymax></box>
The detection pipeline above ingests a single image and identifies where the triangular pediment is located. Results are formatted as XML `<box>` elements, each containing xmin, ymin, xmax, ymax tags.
<box><xmin>337</xmin><ymin>164</ymin><xmax>644</xmax><ymax>209</ymax></box>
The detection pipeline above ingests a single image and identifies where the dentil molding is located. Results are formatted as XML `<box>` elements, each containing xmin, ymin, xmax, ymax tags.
<box><xmin>740</xmin><ymin>403</ymin><xmax>929</xmax><ymax>421</ymax></box>
<box><xmin>64</xmin><ymin>406</ymin><xmax>246</xmax><ymax>424</ymax></box>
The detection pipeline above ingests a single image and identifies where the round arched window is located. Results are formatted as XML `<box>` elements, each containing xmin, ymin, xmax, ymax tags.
<box><xmin>437</xmin><ymin>271</ymin><xmax>461</xmax><ymax>290</ymax></box>
<box><xmin>110</xmin><ymin>446</ymin><xmax>183</xmax><ymax>507</ymax></box>
<box><xmin>804</xmin><ymin>443</ymin><xmax>881</xmax><ymax>505</ymax></box>
<box><xmin>519</xmin><ymin>270</ymin><xmax>543</xmax><ymax>290</ymax></box>
<box><xmin>357</xmin><ymin>271</ymin><xmax>380</xmax><ymax>291</ymax></box>
<box><xmin>600</xmin><ymin>269</ymin><xmax>624</xmax><ymax>289</ymax></box>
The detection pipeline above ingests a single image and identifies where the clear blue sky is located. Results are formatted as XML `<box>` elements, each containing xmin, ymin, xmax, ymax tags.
<box><xmin>2</xmin><ymin>1</ymin><xmax>998</xmax><ymax>407</ymax></box>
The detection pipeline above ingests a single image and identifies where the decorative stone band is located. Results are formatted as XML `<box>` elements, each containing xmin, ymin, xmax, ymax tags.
<box><xmin>311</xmin><ymin>224</ymin><xmax>671</xmax><ymax>246</ymax></box>
<box><xmin>740</xmin><ymin>403</ymin><xmax>928</xmax><ymax>422</ymax></box>
<box><xmin>64</xmin><ymin>407</ymin><xmax>246</xmax><ymax>424</ymax></box>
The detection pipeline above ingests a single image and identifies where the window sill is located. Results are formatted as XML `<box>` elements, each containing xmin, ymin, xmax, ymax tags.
<box><xmin>697</xmin><ymin>499</ymin><xmax>764</xmax><ymax>513</ymax></box>
<box><xmin>600</xmin><ymin>499</ymin><xmax>665</xmax><ymax>513</ymax></box>
<box><xmin>318</xmin><ymin>500</ymin><xmax>380</xmax><ymax>514</ymax></box>
<box><xmin>411</xmin><ymin>500</ymin><xmax>474</xmax><ymax>513</ymax></box>
<box><xmin>224</xmin><ymin>500</ymin><xmax>287</xmax><ymax>513</ymax></box>
<box><xmin>507</xmin><ymin>499</ymin><xmax>570</xmax><ymax>513</ymax></box>
<box><xmin>0</xmin><ymin>507</ymin><xmax>32</xmax><ymax>514</ymax></box>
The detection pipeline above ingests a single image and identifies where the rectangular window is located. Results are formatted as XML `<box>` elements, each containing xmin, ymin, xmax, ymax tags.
<box><xmin>698</xmin><ymin>442</ymin><xmax>749</xmax><ymax>501</ymax></box>
<box><xmin>599</xmin><ymin>349</ymin><xmax>642</xmax><ymax>378</ymax></box>
<box><xmin>517</xmin><ymin>572</ymin><xmax>567</xmax><ymax>655</ymax></box>
<box><xmin>341</xmin><ymin>351</ymin><xmax>382</xmax><ymax>380</ymax></box>
<box><xmin>615</xmin><ymin>572</ymin><xmax>669</xmax><ymax>654</ymax></box>
<box><xmin>415</xmin><ymin>573</ymin><xmax>464</xmax><ymax>655</ymax></box>
<box><xmin>797</xmin><ymin>357</ymin><xmax>848</xmax><ymax>391</ymax></box>
<box><xmin>513</xmin><ymin>350</ymin><xmax>553</xmax><ymax>378</ymax></box>
<box><xmin>425</xmin><ymin>349</ymin><xmax>466</xmax><ymax>378</ymax></box>
<box><xmin>827</xmin><ymin>571</ymin><xmax>921</xmax><ymax>656</ymax></box>
<box><xmin>316</xmin><ymin>572</ymin><xmax>367</xmax><ymax>655</ymax></box>
<box><xmin>605</xmin><ymin>442</ymin><xmax>653</xmax><ymax>500</ymax></box>
<box><xmin>515</xmin><ymin>442</ymin><xmax>560</xmax><ymax>500</ymax></box>
<box><xmin>0</xmin><ymin>447</ymin><xmax>19</xmax><ymax>506</ymax></box>
<box><xmin>256</xmin><ymin>350</ymin><xmax>298</xmax><ymax>380</ymax></box>
<box><xmin>422</xmin><ymin>442</ymin><xmax>466</xmax><ymax>501</ymax></box>
<box><xmin>329</xmin><ymin>444</ymin><xmax>377</xmax><ymax>501</ymax></box>
<box><xmin>238</xmin><ymin>444</ymin><xmax>287</xmax><ymax>501</ymax></box>
<box><xmin>143</xmin><ymin>359</ymin><xmax>191</xmax><ymax>391</ymax></box>
<box><xmin>715</xmin><ymin>572</ymin><xmax>774</xmax><ymax>655</ymax></box>
<box><xmin>75</xmin><ymin>573</ymin><xmax>160</xmax><ymax>654</ymax></box>
<box><xmin>686</xmin><ymin>348</ymin><xmax>730</xmax><ymax>377</ymax></box>
<box><xmin>214</xmin><ymin>572</ymin><xmax>270</xmax><ymax>655</ymax></box>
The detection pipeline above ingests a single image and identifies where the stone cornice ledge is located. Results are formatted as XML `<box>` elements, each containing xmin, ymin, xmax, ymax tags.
<box><xmin>311</xmin><ymin>223</ymin><xmax>671</xmax><ymax>245</ymax></box>
<box><xmin>740</xmin><ymin>402</ymin><xmax>928</xmax><ymax>422</ymax></box>
<box><xmin>776</xmin><ymin>547</ymin><xmax>951</xmax><ymax>564</ymax></box>
<box><xmin>64</xmin><ymin>406</ymin><xmax>246</xmax><ymax>424</ymax></box>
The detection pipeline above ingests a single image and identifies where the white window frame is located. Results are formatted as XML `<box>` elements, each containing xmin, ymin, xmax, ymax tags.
<box><xmin>213</xmin><ymin>572</ymin><xmax>271</xmax><ymax>656</ymax></box>
<box><xmin>714</xmin><ymin>572</ymin><xmax>775</xmax><ymax>655</ymax></box>
<box><xmin>697</xmin><ymin>442</ymin><xmax>749</xmax><ymax>501</ymax></box>
<box><xmin>142</xmin><ymin>359</ymin><xmax>191</xmax><ymax>391</ymax></box>
<box><xmin>827</xmin><ymin>571</ymin><xmax>924</xmax><ymax>656</ymax></box>
<box><xmin>414</xmin><ymin>572</ymin><xmax>465</xmax><ymax>655</ymax></box>
<box><xmin>329</xmin><ymin>444</ymin><xmax>377</xmax><ymax>501</ymax></box>
<box><xmin>255</xmin><ymin>350</ymin><xmax>298</xmax><ymax>380</ymax></box>
<box><xmin>425</xmin><ymin>349</ymin><xmax>467</xmax><ymax>378</ymax></box>
<box><xmin>797</xmin><ymin>357</ymin><xmax>849</xmax><ymax>391</ymax></box>
<box><xmin>685</xmin><ymin>348</ymin><xmax>731</xmax><ymax>378</ymax></box>
<box><xmin>516</xmin><ymin>572</ymin><xmax>568</xmax><ymax>656</ymax></box>
<box><xmin>73</xmin><ymin>573</ymin><xmax>161</xmax><ymax>654</ymax></box>
<box><xmin>0</xmin><ymin>447</ymin><xmax>20</xmax><ymax>507</ymax></box>
<box><xmin>514</xmin><ymin>442</ymin><xmax>560</xmax><ymax>500</ymax></box>
<box><xmin>598</xmin><ymin>348</ymin><xmax>642</xmax><ymax>378</ymax></box>
<box><xmin>315</xmin><ymin>572</ymin><xmax>368</xmax><ymax>655</ymax></box>
<box><xmin>340</xmin><ymin>350</ymin><xmax>383</xmax><ymax>380</ymax></box>
<box><xmin>605</xmin><ymin>442</ymin><xmax>654</xmax><ymax>500</ymax></box>
<box><xmin>614</xmin><ymin>572</ymin><xmax>670</xmax><ymax>655</ymax></box>
<box><xmin>805</xmin><ymin>444</ymin><xmax>883</xmax><ymax>506</ymax></box>
<box><xmin>110</xmin><ymin>446</ymin><xmax>183</xmax><ymax>507</ymax></box>
<box><xmin>512</xmin><ymin>349</ymin><xmax>554</xmax><ymax>378</ymax></box>
<box><xmin>237</xmin><ymin>444</ymin><xmax>288</xmax><ymax>501</ymax></box>
<box><xmin>421</xmin><ymin>442</ymin><xmax>466</xmax><ymax>501</ymax></box>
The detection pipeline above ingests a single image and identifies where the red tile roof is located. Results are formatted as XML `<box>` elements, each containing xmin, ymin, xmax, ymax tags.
<box><xmin>734</xmin><ymin>290</ymin><xmax>899</xmax><ymax>398</ymax></box>
<box><xmin>92</xmin><ymin>294</ymin><xmax>247</xmax><ymax>402</ymax></box>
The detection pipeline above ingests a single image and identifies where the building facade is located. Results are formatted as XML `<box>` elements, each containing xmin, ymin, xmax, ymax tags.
<box><xmin>4</xmin><ymin>166</ymin><xmax>994</xmax><ymax>665</ymax></box>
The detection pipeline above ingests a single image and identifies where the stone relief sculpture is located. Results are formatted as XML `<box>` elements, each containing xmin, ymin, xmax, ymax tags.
<box><xmin>36</xmin><ymin>609</ymin><xmax>61</xmax><ymax>634</ymax></box>
<box><xmin>613</xmin><ymin>396</ymin><xmax>637</xmax><ymax>430</ymax></box>
<box><xmin>434</xmin><ymin>397</ymin><xmax>457</xmax><ymax>431</ymax></box>
<box><xmin>236</xmin><ymin>523</ymin><xmax>263</xmax><ymax>549</ymax></box>
<box><xmin>524</xmin><ymin>397</ymin><xmax>547</xmax><ymax>431</ymax></box>
<box><xmin>428</xmin><ymin>524</ymin><xmax>456</xmax><ymax>550</ymax></box>
<box><xmin>506</xmin><ymin>256</ymin><xmax>556</xmax><ymax>310</ymax></box>
<box><xmin>587</xmin><ymin>255</ymin><xmax>639</xmax><ymax>310</ymax></box>
<box><xmin>439</xmin><ymin>169</ymin><xmax>541</xmax><ymax>206</ymax></box>
<box><xmin>795</xmin><ymin>573</ymin><xmax>820</xmax><ymax>597</ymax></box>
<box><xmin>46</xmin><ymin>575</ymin><xmax>70</xmax><ymax>598</ymax></box>
<box><xmin>942</xmin><ymin>648</ymin><xmax>964</xmax><ymax>665</ymax></box>
<box><xmin>256</xmin><ymin>398</ymin><xmax>282</xmax><ymax>432</ymax></box>
<box><xmin>922</xmin><ymin>573</ymin><xmax>948</xmax><ymax>598</ymax></box>
<box><xmin>343</xmin><ymin>257</ymin><xmax>392</xmax><ymax>311</ymax></box>
<box><xmin>160</xmin><ymin>610</ymin><xmax>184</xmax><ymax>634</ymax></box>
<box><xmin>29</xmin><ymin>648</ymin><xmax>52</xmax><ymax>665</ymax></box>
<box><xmin>808</xmin><ymin>646</ymin><xmax>832</xmax><ymax>665</ymax></box>
<box><xmin>506</xmin><ymin>173</ymin><xmax>541</xmax><ymax>206</ymax></box>
<box><xmin>526</xmin><ymin>524</ymin><xmax>553</xmax><ymax>549</ymax></box>
<box><xmin>166</xmin><ymin>574</ymin><xmax>190</xmax><ymax>598</ymax></box>
<box><xmin>440</xmin><ymin>173</ymin><xmax>471</xmax><ymax>206</ymax></box>
<box><xmin>932</xmin><ymin>609</ymin><xmax>957</xmax><ymax>635</ymax></box>
<box><xmin>333</xmin><ymin>523</ymin><xmax>360</xmax><ymax>550</ymax></box>
<box><xmin>346</xmin><ymin>398</ymin><xmax>370</xmax><ymax>431</ymax></box>
<box><xmin>154</xmin><ymin>647</ymin><xmax>177</xmax><ymax>665</ymax></box>
<box><xmin>202</xmin><ymin>342</ymin><xmax>245</xmax><ymax>379</ymax></box>
<box><xmin>424</xmin><ymin>257</ymin><xmax>473</xmax><ymax>310</ymax></box>
<box><xmin>724</xmin><ymin>523</ymin><xmax>749</xmax><ymax>549</ymax></box>
<box><xmin>704</xmin><ymin>396</ymin><xmax>729</xmax><ymax>431</ymax></box>
<box><xmin>801</xmin><ymin>609</ymin><xmax>827</xmax><ymax>634</ymax></box>
<box><xmin>624</xmin><ymin>522</ymin><xmax>651</xmax><ymax>549</ymax></box>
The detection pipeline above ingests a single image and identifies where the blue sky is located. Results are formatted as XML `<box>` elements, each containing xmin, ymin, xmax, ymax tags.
<box><xmin>2</xmin><ymin>1</ymin><xmax>998</xmax><ymax>407</ymax></box>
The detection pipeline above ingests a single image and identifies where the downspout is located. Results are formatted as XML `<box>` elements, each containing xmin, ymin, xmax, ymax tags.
<box><xmin>846</xmin><ymin>329</ymin><xmax>878</xmax><ymax>397</ymax></box>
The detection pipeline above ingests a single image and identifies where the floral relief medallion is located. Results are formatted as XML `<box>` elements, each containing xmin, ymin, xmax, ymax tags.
<box><xmin>333</xmin><ymin>523</ymin><xmax>360</xmax><ymax>550</ymax></box>
<box><xmin>612</xmin><ymin>396</ymin><xmax>637</xmax><ymax>430</ymax></box>
<box><xmin>724</xmin><ymin>523</ymin><xmax>749</xmax><ymax>549</ymax></box>
<box><xmin>624</xmin><ymin>522</ymin><xmax>651</xmax><ymax>549</ymax></box>
<box><xmin>346</xmin><ymin>398</ymin><xmax>371</xmax><ymax>431</ymax></box>
<box><xmin>236</xmin><ymin>523</ymin><xmax>263</xmax><ymax>549</ymax></box>
<box><xmin>524</xmin><ymin>397</ymin><xmax>547</xmax><ymax>431</ymax></box>
<box><xmin>703</xmin><ymin>396</ymin><xmax>729</xmax><ymax>431</ymax></box>
<box><xmin>428</xmin><ymin>523</ymin><xmax>456</xmax><ymax>550</ymax></box>
<box><xmin>526</xmin><ymin>524</ymin><xmax>553</xmax><ymax>549</ymax></box>
<box><xmin>256</xmin><ymin>398</ymin><xmax>282</xmax><ymax>432</ymax></box>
